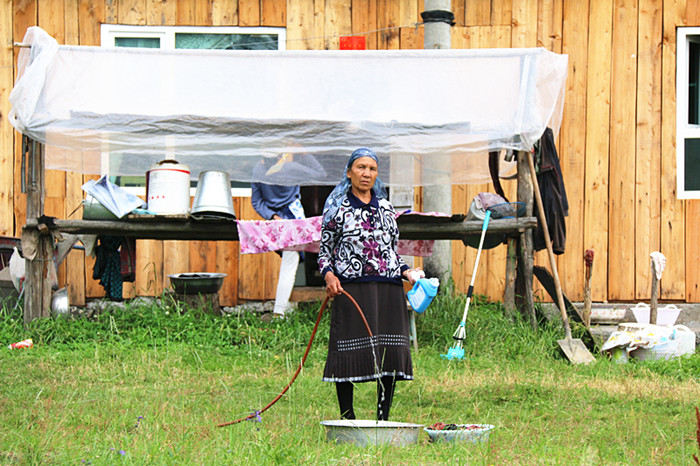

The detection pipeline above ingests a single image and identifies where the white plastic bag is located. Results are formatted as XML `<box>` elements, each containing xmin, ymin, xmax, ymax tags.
<box><xmin>8</xmin><ymin>247</ymin><xmax>25</xmax><ymax>292</ymax></box>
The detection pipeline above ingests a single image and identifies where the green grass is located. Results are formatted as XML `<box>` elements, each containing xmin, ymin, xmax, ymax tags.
<box><xmin>1</xmin><ymin>291</ymin><xmax>699</xmax><ymax>464</ymax></box>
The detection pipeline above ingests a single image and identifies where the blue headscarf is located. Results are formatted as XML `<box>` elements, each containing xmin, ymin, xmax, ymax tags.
<box><xmin>322</xmin><ymin>148</ymin><xmax>388</xmax><ymax>226</ymax></box>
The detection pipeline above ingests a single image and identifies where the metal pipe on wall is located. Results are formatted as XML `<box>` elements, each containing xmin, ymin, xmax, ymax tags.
<box><xmin>421</xmin><ymin>0</ymin><xmax>454</xmax><ymax>287</ymax></box>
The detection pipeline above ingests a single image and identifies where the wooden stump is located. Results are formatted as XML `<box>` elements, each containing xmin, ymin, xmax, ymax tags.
<box><xmin>174</xmin><ymin>293</ymin><xmax>220</xmax><ymax>315</ymax></box>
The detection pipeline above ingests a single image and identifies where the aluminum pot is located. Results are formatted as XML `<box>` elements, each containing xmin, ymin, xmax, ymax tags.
<box><xmin>191</xmin><ymin>171</ymin><xmax>236</xmax><ymax>219</ymax></box>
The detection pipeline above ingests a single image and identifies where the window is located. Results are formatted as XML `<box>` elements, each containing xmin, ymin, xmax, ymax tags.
<box><xmin>676</xmin><ymin>28</ymin><xmax>700</xmax><ymax>199</ymax></box>
<box><xmin>100</xmin><ymin>25</ymin><xmax>287</xmax><ymax>197</ymax></box>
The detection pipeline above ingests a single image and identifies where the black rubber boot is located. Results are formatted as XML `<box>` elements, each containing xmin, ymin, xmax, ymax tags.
<box><xmin>336</xmin><ymin>382</ymin><xmax>355</xmax><ymax>420</ymax></box>
<box><xmin>377</xmin><ymin>376</ymin><xmax>396</xmax><ymax>421</ymax></box>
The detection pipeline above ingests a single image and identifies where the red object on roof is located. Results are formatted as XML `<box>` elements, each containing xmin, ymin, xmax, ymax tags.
<box><xmin>340</xmin><ymin>36</ymin><xmax>366</xmax><ymax>50</ymax></box>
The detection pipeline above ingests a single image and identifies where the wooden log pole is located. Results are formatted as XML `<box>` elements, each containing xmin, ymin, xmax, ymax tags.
<box><xmin>515</xmin><ymin>150</ymin><xmax>536</xmax><ymax>329</ymax></box>
<box><xmin>24</xmin><ymin>217</ymin><xmax>537</xmax><ymax>241</ymax></box>
<box><xmin>23</xmin><ymin>139</ymin><xmax>53</xmax><ymax>323</ymax></box>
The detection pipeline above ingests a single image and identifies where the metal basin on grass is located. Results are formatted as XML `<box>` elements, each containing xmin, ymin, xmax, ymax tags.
<box><xmin>320</xmin><ymin>420</ymin><xmax>424</xmax><ymax>447</ymax></box>
<box><xmin>167</xmin><ymin>273</ymin><xmax>227</xmax><ymax>295</ymax></box>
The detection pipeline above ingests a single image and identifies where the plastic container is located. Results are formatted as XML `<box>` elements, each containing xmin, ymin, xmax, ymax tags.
<box><xmin>672</xmin><ymin>324</ymin><xmax>696</xmax><ymax>357</ymax></box>
<box><xmin>631</xmin><ymin>302</ymin><xmax>681</xmax><ymax>326</ymax></box>
<box><xmin>631</xmin><ymin>341</ymin><xmax>678</xmax><ymax>361</ymax></box>
<box><xmin>630</xmin><ymin>325</ymin><xmax>695</xmax><ymax>361</ymax></box>
<box><xmin>424</xmin><ymin>424</ymin><xmax>495</xmax><ymax>443</ymax></box>
<box><xmin>146</xmin><ymin>160</ymin><xmax>191</xmax><ymax>215</ymax></box>
<box><xmin>407</xmin><ymin>277</ymin><xmax>439</xmax><ymax>313</ymax></box>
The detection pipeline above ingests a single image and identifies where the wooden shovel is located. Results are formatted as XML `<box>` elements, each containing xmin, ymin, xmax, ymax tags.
<box><xmin>527</xmin><ymin>151</ymin><xmax>595</xmax><ymax>364</ymax></box>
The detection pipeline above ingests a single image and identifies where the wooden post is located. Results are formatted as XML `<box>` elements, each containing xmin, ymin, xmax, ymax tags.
<box><xmin>23</xmin><ymin>139</ymin><xmax>53</xmax><ymax>323</ymax></box>
<box><xmin>515</xmin><ymin>150</ymin><xmax>535</xmax><ymax>329</ymax></box>
<box><xmin>504</xmin><ymin>237</ymin><xmax>517</xmax><ymax>320</ymax></box>
<box><xmin>650</xmin><ymin>261</ymin><xmax>659</xmax><ymax>325</ymax></box>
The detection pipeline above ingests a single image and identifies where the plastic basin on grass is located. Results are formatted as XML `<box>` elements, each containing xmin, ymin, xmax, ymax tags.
<box><xmin>424</xmin><ymin>424</ymin><xmax>495</xmax><ymax>443</ymax></box>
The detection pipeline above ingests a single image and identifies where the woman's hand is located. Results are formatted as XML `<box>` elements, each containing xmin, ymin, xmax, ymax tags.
<box><xmin>403</xmin><ymin>267</ymin><xmax>425</xmax><ymax>285</ymax></box>
<box><xmin>324</xmin><ymin>271</ymin><xmax>343</xmax><ymax>298</ymax></box>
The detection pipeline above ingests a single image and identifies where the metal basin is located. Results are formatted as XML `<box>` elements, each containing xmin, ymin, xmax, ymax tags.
<box><xmin>320</xmin><ymin>420</ymin><xmax>424</xmax><ymax>447</ymax></box>
<box><xmin>167</xmin><ymin>273</ymin><xmax>227</xmax><ymax>295</ymax></box>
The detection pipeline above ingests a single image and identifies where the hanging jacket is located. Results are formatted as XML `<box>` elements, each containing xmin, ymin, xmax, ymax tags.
<box><xmin>93</xmin><ymin>236</ymin><xmax>124</xmax><ymax>301</ymax></box>
<box><xmin>533</xmin><ymin>128</ymin><xmax>568</xmax><ymax>255</ymax></box>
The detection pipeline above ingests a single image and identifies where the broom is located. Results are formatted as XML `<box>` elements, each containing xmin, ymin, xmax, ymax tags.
<box><xmin>442</xmin><ymin>209</ymin><xmax>491</xmax><ymax>360</ymax></box>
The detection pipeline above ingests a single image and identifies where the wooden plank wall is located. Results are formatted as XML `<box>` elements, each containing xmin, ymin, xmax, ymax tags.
<box><xmin>2</xmin><ymin>0</ymin><xmax>698</xmax><ymax>306</ymax></box>
<box><xmin>0</xmin><ymin>0</ymin><xmax>13</xmax><ymax>239</ymax></box>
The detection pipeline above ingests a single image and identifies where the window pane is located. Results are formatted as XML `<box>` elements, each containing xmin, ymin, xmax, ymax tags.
<box><xmin>175</xmin><ymin>33</ymin><xmax>279</xmax><ymax>50</ymax></box>
<box><xmin>112</xmin><ymin>175</ymin><xmax>146</xmax><ymax>187</ymax></box>
<box><xmin>690</xmin><ymin>41</ymin><xmax>700</xmax><ymax>124</ymax></box>
<box><xmin>684</xmin><ymin>138</ymin><xmax>700</xmax><ymax>191</ymax></box>
<box><xmin>115</xmin><ymin>37</ymin><xmax>161</xmax><ymax>48</ymax></box>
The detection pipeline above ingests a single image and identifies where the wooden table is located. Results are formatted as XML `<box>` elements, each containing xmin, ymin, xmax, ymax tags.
<box><xmin>21</xmin><ymin>138</ymin><xmax>538</xmax><ymax>324</ymax></box>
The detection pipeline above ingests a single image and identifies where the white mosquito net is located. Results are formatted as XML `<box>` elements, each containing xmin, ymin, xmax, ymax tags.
<box><xmin>9</xmin><ymin>26</ymin><xmax>567</xmax><ymax>187</ymax></box>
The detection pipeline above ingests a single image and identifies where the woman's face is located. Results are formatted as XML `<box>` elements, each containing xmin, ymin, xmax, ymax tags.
<box><xmin>347</xmin><ymin>156</ymin><xmax>378</xmax><ymax>195</ymax></box>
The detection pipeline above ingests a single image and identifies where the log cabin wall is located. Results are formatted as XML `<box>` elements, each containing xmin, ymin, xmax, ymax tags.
<box><xmin>0</xmin><ymin>0</ymin><xmax>698</xmax><ymax>306</ymax></box>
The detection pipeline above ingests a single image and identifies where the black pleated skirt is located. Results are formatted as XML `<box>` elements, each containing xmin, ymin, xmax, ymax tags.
<box><xmin>322</xmin><ymin>281</ymin><xmax>413</xmax><ymax>383</ymax></box>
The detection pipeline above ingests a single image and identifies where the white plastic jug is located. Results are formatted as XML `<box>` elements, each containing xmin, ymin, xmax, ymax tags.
<box><xmin>672</xmin><ymin>325</ymin><xmax>696</xmax><ymax>357</ymax></box>
<box><xmin>407</xmin><ymin>278</ymin><xmax>439</xmax><ymax>313</ymax></box>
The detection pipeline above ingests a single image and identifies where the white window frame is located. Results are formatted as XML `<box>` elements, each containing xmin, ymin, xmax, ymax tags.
<box><xmin>99</xmin><ymin>25</ymin><xmax>287</xmax><ymax>197</ymax></box>
<box><xmin>676</xmin><ymin>27</ymin><xmax>700</xmax><ymax>199</ymax></box>
<box><xmin>101</xmin><ymin>24</ymin><xmax>286</xmax><ymax>51</ymax></box>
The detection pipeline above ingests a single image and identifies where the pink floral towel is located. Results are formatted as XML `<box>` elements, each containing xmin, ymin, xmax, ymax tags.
<box><xmin>237</xmin><ymin>216</ymin><xmax>322</xmax><ymax>254</ymax></box>
<box><xmin>237</xmin><ymin>215</ymin><xmax>434</xmax><ymax>257</ymax></box>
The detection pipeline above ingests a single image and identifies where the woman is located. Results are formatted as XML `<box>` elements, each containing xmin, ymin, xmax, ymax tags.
<box><xmin>319</xmin><ymin>147</ymin><xmax>422</xmax><ymax>421</ymax></box>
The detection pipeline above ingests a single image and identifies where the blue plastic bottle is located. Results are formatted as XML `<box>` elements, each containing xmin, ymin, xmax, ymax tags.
<box><xmin>407</xmin><ymin>277</ymin><xmax>440</xmax><ymax>313</ymax></box>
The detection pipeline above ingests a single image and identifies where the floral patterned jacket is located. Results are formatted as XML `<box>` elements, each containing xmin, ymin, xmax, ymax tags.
<box><xmin>319</xmin><ymin>190</ymin><xmax>409</xmax><ymax>285</ymax></box>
